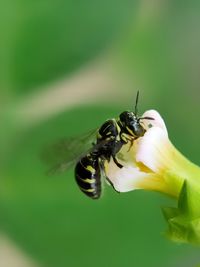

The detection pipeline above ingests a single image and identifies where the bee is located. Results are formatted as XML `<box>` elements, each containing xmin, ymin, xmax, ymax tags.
<box><xmin>44</xmin><ymin>91</ymin><xmax>153</xmax><ymax>199</ymax></box>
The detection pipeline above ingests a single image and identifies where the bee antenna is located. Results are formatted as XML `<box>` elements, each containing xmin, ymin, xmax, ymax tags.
<box><xmin>138</xmin><ymin>116</ymin><xmax>154</xmax><ymax>121</ymax></box>
<box><xmin>135</xmin><ymin>90</ymin><xmax>139</xmax><ymax>115</ymax></box>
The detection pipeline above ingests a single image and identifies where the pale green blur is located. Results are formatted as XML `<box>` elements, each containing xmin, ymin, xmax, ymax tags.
<box><xmin>0</xmin><ymin>1</ymin><xmax>200</xmax><ymax>267</ymax></box>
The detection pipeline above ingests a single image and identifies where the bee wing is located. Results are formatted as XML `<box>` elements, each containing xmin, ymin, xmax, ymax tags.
<box><xmin>42</xmin><ymin>128</ymin><xmax>98</xmax><ymax>174</ymax></box>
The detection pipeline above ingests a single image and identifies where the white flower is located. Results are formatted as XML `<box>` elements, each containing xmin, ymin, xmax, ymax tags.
<box><xmin>104</xmin><ymin>110</ymin><xmax>200</xmax><ymax>244</ymax></box>
<box><xmin>105</xmin><ymin>110</ymin><xmax>193</xmax><ymax>197</ymax></box>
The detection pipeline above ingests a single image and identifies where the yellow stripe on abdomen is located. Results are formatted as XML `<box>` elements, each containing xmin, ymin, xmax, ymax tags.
<box><xmin>86</xmin><ymin>165</ymin><xmax>95</xmax><ymax>173</ymax></box>
<box><xmin>79</xmin><ymin>178</ymin><xmax>96</xmax><ymax>184</ymax></box>
<box><xmin>80</xmin><ymin>188</ymin><xmax>95</xmax><ymax>193</ymax></box>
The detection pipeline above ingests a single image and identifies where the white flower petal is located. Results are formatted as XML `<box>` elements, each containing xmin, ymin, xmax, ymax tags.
<box><xmin>136</xmin><ymin>126</ymin><xmax>172</xmax><ymax>173</ymax></box>
<box><xmin>105</xmin><ymin>158</ymin><xmax>151</xmax><ymax>192</ymax></box>
<box><xmin>141</xmin><ymin>109</ymin><xmax>168</xmax><ymax>137</ymax></box>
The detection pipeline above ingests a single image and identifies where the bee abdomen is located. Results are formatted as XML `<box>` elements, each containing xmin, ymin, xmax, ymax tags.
<box><xmin>75</xmin><ymin>155</ymin><xmax>101</xmax><ymax>199</ymax></box>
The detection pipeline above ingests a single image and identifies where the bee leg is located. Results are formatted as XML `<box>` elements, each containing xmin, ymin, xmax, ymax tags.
<box><xmin>106</xmin><ymin>177</ymin><xmax>120</xmax><ymax>194</ymax></box>
<box><xmin>127</xmin><ymin>136</ymin><xmax>139</xmax><ymax>152</ymax></box>
<box><xmin>99</xmin><ymin>159</ymin><xmax>120</xmax><ymax>194</ymax></box>
<box><xmin>121</xmin><ymin>133</ymin><xmax>133</xmax><ymax>151</ymax></box>
<box><xmin>112</xmin><ymin>156</ymin><xmax>123</xmax><ymax>169</ymax></box>
<box><xmin>127</xmin><ymin>138</ymin><xmax>136</xmax><ymax>152</ymax></box>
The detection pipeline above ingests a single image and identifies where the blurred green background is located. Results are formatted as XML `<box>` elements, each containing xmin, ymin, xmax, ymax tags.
<box><xmin>1</xmin><ymin>1</ymin><xmax>200</xmax><ymax>266</ymax></box>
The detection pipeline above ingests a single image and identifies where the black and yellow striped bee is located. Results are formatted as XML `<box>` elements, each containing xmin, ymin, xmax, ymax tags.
<box><xmin>45</xmin><ymin>92</ymin><xmax>153</xmax><ymax>199</ymax></box>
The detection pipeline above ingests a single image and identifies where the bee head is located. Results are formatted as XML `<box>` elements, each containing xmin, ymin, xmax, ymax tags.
<box><xmin>119</xmin><ymin>111</ymin><xmax>146</xmax><ymax>137</ymax></box>
<box><xmin>119</xmin><ymin>91</ymin><xmax>154</xmax><ymax>138</ymax></box>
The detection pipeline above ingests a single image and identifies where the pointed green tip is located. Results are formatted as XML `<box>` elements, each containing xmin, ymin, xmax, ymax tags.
<box><xmin>162</xmin><ymin>181</ymin><xmax>200</xmax><ymax>245</ymax></box>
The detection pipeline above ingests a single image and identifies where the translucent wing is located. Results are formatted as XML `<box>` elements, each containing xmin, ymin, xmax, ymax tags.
<box><xmin>42</xmin><ymin>128</ymin><xmax>98</xmax><ymax>174</ymax></box>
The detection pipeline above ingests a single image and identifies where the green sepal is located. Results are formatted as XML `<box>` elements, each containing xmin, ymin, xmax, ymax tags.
<box><xmin>162</xmin><ymin>181</ymin><xmax>200</xmax><ymax>245</ymax></box>
<box><xmin>162</xmin><ymin>207</ymin><xmax>180</xmax><ymax>221</ymax></box>
<box><xmin>177</xmin><ymin>181</ymin><xmax>189</xmax><ymax>214</ymax></box>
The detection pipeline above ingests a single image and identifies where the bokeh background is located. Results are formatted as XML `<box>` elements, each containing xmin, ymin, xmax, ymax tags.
<box><xmin>1</xmin><ymin>1</ymin><xmax>200</xmax><ymax>266</ymax></box>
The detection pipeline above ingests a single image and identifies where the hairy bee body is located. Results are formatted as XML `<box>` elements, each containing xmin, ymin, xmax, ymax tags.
<box><xmin>75</xmin><ymin>119</ymin><xmax>124</xmax><ymax>199</ymax></box>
